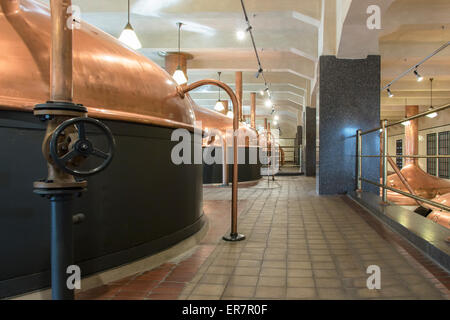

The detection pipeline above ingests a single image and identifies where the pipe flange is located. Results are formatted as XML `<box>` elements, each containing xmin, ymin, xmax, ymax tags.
<box><xmin>34</xmin><ymin>101</ymin><xmax>87</xmax><ymax>118</ymax></box>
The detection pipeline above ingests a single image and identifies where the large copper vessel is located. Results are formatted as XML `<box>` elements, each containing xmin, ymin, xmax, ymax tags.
<box><xmin>386</xmin><ymin>164</ymin><xmax>450</xmax><ymax>229</ymax></box>
<box><xmin>0</xmin><ymin>0</ymin><xmax>196</xmax><ymax>130</ymax></box>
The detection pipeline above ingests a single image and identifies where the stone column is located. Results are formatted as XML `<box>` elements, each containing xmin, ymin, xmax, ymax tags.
<box><xmin>318</xmin><ymin>55</ymin><xmax>380</xmax><ymax>195</ymax></box>
<box><xmin>304</xmin><ymin>107</ymin><xmax>316</xmax><ymax>177</ymax></box>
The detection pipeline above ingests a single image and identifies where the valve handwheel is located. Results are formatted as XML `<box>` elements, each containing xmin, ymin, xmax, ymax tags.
<box><xmin>50</xmin><ymin>117</ymin><xmax>115</xmax><ymax>177</ymax></box>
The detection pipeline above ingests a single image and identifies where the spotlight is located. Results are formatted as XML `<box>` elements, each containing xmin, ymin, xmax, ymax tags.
<box><xmin>226</xmin><ymin>110</ymin><xmax>234</xmax><ymax>118</ymax></box>
<box><xmin>273</xmin><ymin>120</ymin><xmax>278</xmax><ymax>126</ymax></box>
<box><xmin>387</xmin><ymin>88</ymin><xmax>394</xmax><ymax>98</ymax></box>
<box><xmin>427</xmin><ymin>112</ymin><xmax>438</xmax><ymax>119</ymax></box>
<box><xmin>274</xmin><ymin>115</ymin><xmax>279</xmax><ymax>121</ymax></box>
<box><xmin>259</xmin><ymin>90</ymin><xmax>265</xmax><ymax>96</ymax></box>
<box><xmin>236</xmin><ymin>30</ymin><xmax>246</xmax><ymax>40</ymax></box>
<box><xmin>265</xmin><ymin>99</ymin><xmax>272</xmax><ymax>107</ymax></box>
<box><xmin>414</xmin><ymin>69</ymin><xmax>423</xmax><ymax>82</ymax></box>
<box><xmin>401</xmin><ymin>120</ymin><xmax>410</xmax><ymax>126</ymax></box>
<box><xmin>255</xmin><ymin>68</ymin><xmax>263</xmax><ymax>79</ymax></box>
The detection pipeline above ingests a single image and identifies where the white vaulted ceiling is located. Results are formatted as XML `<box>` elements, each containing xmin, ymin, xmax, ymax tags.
<box><xmin>39</xmin><ymin>0</ymin><xmax>321</xmax><ymax>137</ymax></box>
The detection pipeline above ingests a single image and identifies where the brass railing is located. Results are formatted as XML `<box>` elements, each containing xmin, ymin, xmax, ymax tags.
<box><xmin>356</xmin><ymin>102</ymin><xmax>450</xmax><ymax>212</ymax></box>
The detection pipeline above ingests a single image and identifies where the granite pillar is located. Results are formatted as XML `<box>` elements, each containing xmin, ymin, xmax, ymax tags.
<box><xmin>318</xmin><ymin>55</ymin><xmax>380</xmax><ymax>195</ymax></box>
<box><xmin>303</xmin><ymin>107</ymin><xmax>316</xmax><ymax>176</ymax></box>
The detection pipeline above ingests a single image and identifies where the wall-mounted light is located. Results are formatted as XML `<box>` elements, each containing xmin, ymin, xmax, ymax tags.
<box><xmin>172</xmin><ymin>22</ymin><xmax>188</xmax><ymax>85</ymax></box>
<box><xmin>119</xmin><ymin>0</ymin><xmax>142</xmax><ymax>50</ymax></box>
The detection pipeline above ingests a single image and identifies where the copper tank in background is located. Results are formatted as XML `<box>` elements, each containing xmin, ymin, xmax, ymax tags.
<box><xmin>385</xmin><ymin>105</ymin><xmax>450</xmax><ymax>229</ymax></box>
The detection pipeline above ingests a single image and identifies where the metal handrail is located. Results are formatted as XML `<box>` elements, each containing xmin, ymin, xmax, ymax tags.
<box><xmin>360</xmin><ymin>178</ymin><xmax>450</xmax><ymax>212</ymax></box>
<box><xmin>360</xmin><ymin>155</ymin><xmax>450</xmax><ymax>159</ymax></box>
<box><xmin>355</xmin><ymin>107</ymin><xmax>450</xmax><ymax>212</ymax></box>
<box><xmin>360</xmin><ymin>103</ymin><xmax>450</xmax><ymax>135</ymax></box>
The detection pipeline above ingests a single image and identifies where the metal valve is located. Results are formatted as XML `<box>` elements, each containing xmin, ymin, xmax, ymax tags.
<box><xmin>49</xmin><ymin>117</ymin><xmax>116</xmax><ymax>177</ymax></box>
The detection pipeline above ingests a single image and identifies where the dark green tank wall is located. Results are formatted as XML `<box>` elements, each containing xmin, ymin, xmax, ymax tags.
<box><xmin>202</xmin><ymin>146</ymin><xmax>262</xmax><ymax>184</ymax></box>
<box><xmin>0</xmin><ymin>111</ymin><xmax>204</xmax><ymax>298</ymax></box>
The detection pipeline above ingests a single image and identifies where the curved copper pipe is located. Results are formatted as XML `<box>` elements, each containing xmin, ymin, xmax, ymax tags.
<box><xmin>179</xmin><ymin>80</ymin><xmax>240</xmax><ymax>236</ymax></box>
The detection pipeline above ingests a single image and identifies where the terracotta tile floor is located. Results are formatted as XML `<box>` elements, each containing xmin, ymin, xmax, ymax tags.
<box><xmin>78</xmin><ymin>176</ymin><xmax>450</xmax><ymax>300</ymax></box>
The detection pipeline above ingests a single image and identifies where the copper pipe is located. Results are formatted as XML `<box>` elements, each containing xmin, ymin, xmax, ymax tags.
<box><xmin>405</xmin><ymin>105</ymin><xmax>419</xmax><ymax>165</ymax></box>
<box><xmin>264</xmin><ymin>118</ymin><xmax>268</xmax><ymax>130</ymax></box>
<box><xmin>236</xmin><ymin>71</ymin><xmax>243</xmax><ymax>122</ymax></box>
<box><xmin>386</xmin><ymin>156</ymin><xmax>422</xmax><ymax>207</ymax></box>
<box><xmin>50</xmin><ymin>0</ymin><xmax>73</xmax><ymax>102</ymax></box>
<box><xmin>250</xmin><ymin>92</ymin><xmax>256</xmax><ymax>129</ymax></box>
<box><xmin>179</xmin><ymin>79</ymin><xmax>240</xmax><ymax>236</ymax></box>
<box><xmin>222</xmin><ymin>139</ymin><xmax>229</xmax><ymax>185</ymax></box>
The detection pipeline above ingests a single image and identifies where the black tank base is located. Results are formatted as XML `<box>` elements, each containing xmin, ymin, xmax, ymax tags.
<box><xmin>223</xmin><ymin>233</ymin><xmax>246</xmax><ymax>242</ymax></box>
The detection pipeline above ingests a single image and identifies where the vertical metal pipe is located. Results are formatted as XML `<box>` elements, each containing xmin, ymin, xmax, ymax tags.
<box><xmin>250</xmin><ymin>92</ymin><xmax>256</xmax><ymax>129</ymax></box>
<box><xmin>222</xmin><ymin>138</ymin><xmax>228</xmax><ymax>185</ymax></box>
<box><xmin>357</xmin><ymin>129</ymin><xmax>362</xmax><ymax>191</ymax></box>
<box><xmin>50</xmin><ymin>0</ymin><xmax>73</xmax><ymax>102</ymax></box>
<box><xmin>236</xmin><ymin>71</ymin><xmax>243</xmax><ymax>122</ymax></box>
<box><xmin>50</xmin><ymin>194</ymin><xmax>75</xmax><ymax>300</ymax></box>
<box><xmin>382</xmin><ymin>119</ymin><xmax>388</xmax><ymax>202</ymax></box>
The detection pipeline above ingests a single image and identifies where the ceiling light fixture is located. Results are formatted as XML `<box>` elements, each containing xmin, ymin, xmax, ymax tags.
<box><xmin>387</xmin><ymin>87</ymin><xmax>394</xmax><ymax>98</ymax></box>
<box><xmin>427</xmin><ymin>78</ymin><xmax>438</xmax><ymax>118</ymax></box>
<box><xmin>236</xmin><ymin>30</ymin><xmax>246</xmax><ymax>40</ymax></box>
<box><xmin>214</xmin><ymin>72</ymin><xmax>225</xmax><ymax>112</ymax></box>
<box><xmin>119</xmin><ymin>0</ymin><xmax>142</xmax><ymax>50</ymax></box>
<box><xmin>172</xmin><ymin>22</ymin><xmax>188</xmax><ymax>85</ymax></box>
<box><xmin>414</xmin><ymin>69</ymin><xmax>423</xmax><ymax>82</ymax></box>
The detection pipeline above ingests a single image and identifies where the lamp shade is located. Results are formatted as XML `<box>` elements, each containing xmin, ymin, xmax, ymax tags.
<box><xmin>119</xmin><ymin>22</ymin><xmax>142</xmax><ymax>50</ymax></box>
<box><xmin>214</xmin><ymin>100</ymin><xmax>225</xmax><ymax>111</ymax></box>
<box><xmin>426</xmin><ymin>112</ymin><xmax>438</xmax><ymax>118</ymax></box>
<box><xmin>172</xmin><ymin>68</ymin><xmax>188</xmax><ymax>85</ymax></box>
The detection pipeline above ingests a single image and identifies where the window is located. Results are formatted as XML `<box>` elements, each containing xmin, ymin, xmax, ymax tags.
<box><xmin>396</xmin><ymin>139</ymin><xmax>403</xmax><ymax>169</ymax></box>
<box><xmin>439</xmin><ymin>131</ymin><xmax>450</xmax><ymax>179</ymax></box>
<box><xmin>427</xmin><ymin>133</ymin><xmax>437</xmax><ymax>176</ymax></box>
